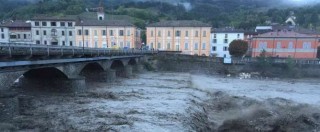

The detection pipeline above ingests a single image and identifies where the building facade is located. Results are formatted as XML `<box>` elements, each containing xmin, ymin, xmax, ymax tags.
<box><xmin>75</xmin><ymin>20</ymin><xmax>138</xmax><ymax>49</ymax></box>
<box><xmin>251</xmin><ymin>31</ymin><xmax>320</xmax><ymax>59</ymax></box>
<box><xmin>0</xmin><ymin>20</ymin><xmax>32</xmax><ymax>44</ymax></box>
<box><xmin>0</xmin><ymin>26</ymin><xmax>9</xmax><ymax>43</ymax></box>
<box><xmin>211</xmin><ymin>28</ymin><xmax>244</xmax><ymax>58</ymax></box>
<box><xmin>146</xmin><ymin>20</ymin><xmax>211</xmax><ymax>56</ymax></box>
<box><xmin>31</xmin><ymin>16</ymin><xmax>77</xmax><ymax>46</ymax></box>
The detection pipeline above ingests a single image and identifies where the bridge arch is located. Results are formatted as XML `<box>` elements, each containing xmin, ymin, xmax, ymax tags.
<box><xmin>110</xmin><ymin>60</ymin><xmax>125</xmax><ymax>77</ymax></box>
<box><xmin>128</xmin><ymin>58</ymin><xmax>137</xmax><ymax>66</ymax></box>
<box><xmin>80</xmin><ymin>62</ymin><xmax>106</xmax><ymax>82</ymax></box>
<box><xmin>23</xmin><ymin>67</ymin><xmax>68</xmax><ymax>79</ymax></box>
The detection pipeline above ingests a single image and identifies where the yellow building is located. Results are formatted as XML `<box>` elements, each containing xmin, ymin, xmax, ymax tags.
<box><xmin>146</xmin><ymin>20</ymin><xmax>211</xmax><ymax>56</ymax></box>
<box><xmin>75</xmin><ymin>20</ymin><xmax>138</xmax><ymax>49</ymax></box>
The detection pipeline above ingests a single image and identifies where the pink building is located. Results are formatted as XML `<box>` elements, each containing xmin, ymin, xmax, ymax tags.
<box><xmin>251</xmin><ymin>31</ymin><xmax>320</xmax><ymax>59</ymax></box>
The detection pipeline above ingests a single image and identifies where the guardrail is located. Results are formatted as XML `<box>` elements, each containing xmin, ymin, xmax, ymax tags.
<box><xmin>0</xmin><ymin>43</ymin><xmax>156</xmax><ymax>57</ymax></box>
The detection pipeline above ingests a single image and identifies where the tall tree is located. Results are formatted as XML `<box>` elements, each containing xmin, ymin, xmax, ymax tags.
<box><xmin>228</xmin><ymin>40</ymin><xmax>249</xmax><ymax>57</ymax></box>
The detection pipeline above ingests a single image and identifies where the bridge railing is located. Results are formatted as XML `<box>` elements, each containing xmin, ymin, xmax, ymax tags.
<box><xmin>0</xmin><ymin>43</ymin><xmax>156</xmax><ymax>57</ymax></box>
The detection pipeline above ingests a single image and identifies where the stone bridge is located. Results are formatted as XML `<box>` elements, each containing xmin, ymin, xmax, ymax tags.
<box><xmin>0</xmin><ymin>43</ymin><xmax>155</xmax><ymax>121</ymax></box>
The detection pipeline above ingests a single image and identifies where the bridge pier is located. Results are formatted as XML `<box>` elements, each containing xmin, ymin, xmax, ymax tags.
<box><xmin>124</xmin><ymin>65</ymin><xmax>133</xmax><ymax>78</ymax></box>
<box><xmin>0</xmin><ymin>90</ymin><xmax>19</xmax><ymax>122</ymax></box>
<box><xmin>106</xmin><ymin>69</ymin><xmax>116</xmax><ymax>82</ymax></box>
<box><xmin>133</xmin><ymin>64</ymin><xmax>144</xmax><ymax>73</ymax></box>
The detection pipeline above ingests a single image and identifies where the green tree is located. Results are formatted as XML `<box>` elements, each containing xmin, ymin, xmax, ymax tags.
<box><xmin>228</xmin><ymin>40</ymin><xmax>249</xmax><ymax>57</ymax></box>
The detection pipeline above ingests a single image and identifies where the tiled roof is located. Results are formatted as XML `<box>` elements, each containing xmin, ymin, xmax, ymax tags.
<box><xmin>0</xmin><ymin>20</ymin><xmax>31</xmax><ymax>28</ymax></box>
<box><xmin>254</xmin><ymin>31</ymin><xmax>316</xmax><ymax>38</ymax></box>
<box><xmin>31</xmin><ymin>15</ymin><xmax>78</xmax><ymax>21</ymax></box>
<box><xmin>147</xmin><ymin>20</ymin><xmax>211</xmax><ymax>27</ymax></box>
<box><xmin>211</xmin><ymin>28</ymin><xmax>245</xmax><ymax>33</ymax></box>
<box><xmin>76</xmin><ymin>20</ymin><xmax>134</xmax><ymax>27</ymax></box>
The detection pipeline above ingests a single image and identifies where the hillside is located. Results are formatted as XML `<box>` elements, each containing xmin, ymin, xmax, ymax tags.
<box><xmin>1</xmin><ymin>0</ymin><xmax>320</xmax><ymax>30</ymax></box>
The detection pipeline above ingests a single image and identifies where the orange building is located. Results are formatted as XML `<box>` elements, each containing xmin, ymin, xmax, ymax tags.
<box><xmin>75</xmin><ymin>20</ymin><xmax>138</xmax><ymax>49</ymax></box>
<box><xmin>251</xmin><ymin>31</ymin><xmax>320</xmax><ymax>59</ymax></box>
<box><xmin>146</xmin><ymin>20</ymin><xmax>211</xmax><ymax>56</ymax></box>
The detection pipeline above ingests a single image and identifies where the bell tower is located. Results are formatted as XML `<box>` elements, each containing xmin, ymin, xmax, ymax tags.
<box><xmin>97</xmin><ymin>0</ymin><xmax>105</xmax><ymax>21</ymax></box>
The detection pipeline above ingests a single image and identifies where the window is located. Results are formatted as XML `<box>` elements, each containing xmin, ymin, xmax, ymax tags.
<box><xmin>36</xmin><ymin>40</ymin><xmax>40</xmax><ymax>44</ymax></box>
<box><xmin>225</xmin><ymin>34</ymin><xmax>228</xmax><ymax>38</ymax></box>
<box><xmin>51</xmin><ymin>22</ymin><xmax>56</xmax><ymax>26</ymax></box>
<box><xmin>85</xmin><ymin>30</ymin><xmax>89</xmax><ymax>35</ymax></box>
<box><xmin>78</xmin><ymin>30</ymin><xmax>82</xmax><ymax>35</ymax></box>
<box><xmin>167</xmin><ymin>43</ymin><xmax>170</xmax><ymax>49</ymax></box>
<box><xmin>237</xmin><ymin>34</ymin><xmax>240</xmax><ymax>38</ymax></box>
<box><xmin>185</xmin><ymin>31</ymin><xmax>189</xmax><ymax>37</ymax></box>
<box><xmin>35</xmin><ymin>22</ymin><xmax>40</xmax><ymax>26</ymax></box>
<box><xmin>157</xmin><ymin>42</ymin><xmax>161</xmax><ymax>49</ymax></box>
<box><xmin>259</xmin><ymin>42</ymin><xmax>267</xmax><ymax>49</ymax></box>
<box><xmin>62</xmin><ymin>41</ymin><xmax>65</xmax><ymax>46</ymax></box>
<box><xmin>36</xmin><ymin>30</ymin><xmax>39</xmax><ymax>35</ymax></box>
<box><xmin>202</xmin><ymin>43</ymin><xmax>206</xmax><ymax>50</ymax></box>
<box><xmin>119</xmin><ymin>30</ymin><xmax>124</xmax><ymax>36</ymax></box>
<box><xmin>127</xmin><ymin>41</ymin><xmax>130</xmax><ymax>48</ymax></box>
<box><xmin>99</xmin><ymin>16</ymin><xmax>103</xmax><ymax>20</ymax></box>
<box><xmin>44</xmin><ymin>40</ymin><xmax>47</xmax><ymax>45</ymax></box>
<box><xmin>69</xmin><ymin>31</ymin><xmax>72</xmax><ymax>36</ymax></box>
<box><xmin>127</xmin><ymin>30</ymin><xmax>130</xmax><ymax>36</ymax></box>
<box><xmin>185</xmin><ymin>43</ymin><xmax>189</xmax><ymax>50</ymax></box>
<box><xmin>78</xmin><ymin>41</ymin><xmax>82</xmax><ymax>47</ymax></box>
<box><xmin>212</xmin><ymin>46</ymin><xmax>216</xmax><ymax>51</ymax></box>
<box><xmin>151</xmin><ymin>31</ymin><xmax>154</xmax><ymax>37</ymax></box>
<box><xmin>17</xmin><ymin>34</ymin><xmax>20</xmax><ymax>39</ymax></box>
<box><xmin>168</xmin><ymin>31</ymin><xmax>171</xmax><ymax>37</ymax></box>
<box><xmin>150</xmin><ymin>43</ymin><xmax>154</xmax><ymax>49</ymax></box>
<box><xmin>1</xmin><ymin>34</ymin><xmax>4</xmax><ymax>39</ymax></box>
<box><xmin>43</xmin><ymin>30</ymin><xmax>47</xmax><ymax>36</ymax></box>
<box><xmin>158</xmin><ymin>31</ymin><xmax>161</xmax><ymax>37</ymax></box>
<box><xmin>195</xmin><ymin>31</ymin><xmax>199</xmax><ymax>37</ymax></box>
<box><xmin>203</xmin><ymin>31</ymin><xmax>206</xmax><ymax>37</ymax></box>
<box><xmin>214</xmin><ymin>34</ymin><xmax>216</xmax><ymax>38</ymax></box>
<box><xmin>24</xmin><ymin>34</ymin><xmax>27</xmax><ymax>39</ymax></box>
<box><xmin>70</xmin><ymin>41</ymin><xmax>73</xmax><ymax>46</ymax></box>
<box><xmin>276</xmin><ymin>42</ymin><xmax>281</xmax><ymax>49</ymax></box>
<box><xmin>94</xmin><ymin>30</ymin><xmax>97</xmax><ymax>36</ymax></box>
<box><xmin>223</xmin><ymin>46</ymin><xmax>228</xmax><ymax>51</ymax></box>
<box><xmin>68</xmin><ymin>22</ymin><xmax>73</xmax><ymax>27</ymax></box>
<box><xmin>42</xmin><ymin>22</ymin><xmax>47</xmax><ymax>26</ymax></box>
<box><xmin>194</xmin><ymin>43</ymin><xmax>199</xmax><ymax>50</ymax></box>
<box><xmin>60</xmin><ymin>22</ymin><xmax>65</xmax><ymax>27</ymax></box>
<box><xmin>213</xmin><ymin>39</ymin><xmax>217</xmax><ymax>43</ymax></box>
<box><xmin>175</xmin><ymin>30</ymin><xmax>181</xmax><ymax>37</ymax></box>
<box><xmin>110</xmin><ymin>30</ymin><xmax>114</xmax><ymax>36</ymax></box>
<box><xmin>10</xmin><ymin>35</ymin><xmax>16</xmax><ymax>39</ymax></box>
<box><xmin>288</xmin><ymin>42</ymin><xmax>293</xmax><ymax>49</ymax></box>
<box><xmin>303</xmin><ymin>42</ymin><xmax>312</xmax><ymax>49</ymax></box>
<box><xmin>102</xmin><ymin>30</ymin><xmax>106</xmax><ymax>36</ymax></box>
<box><xmin>224</xmin><ymin>39</ymin><xmax>228</xmax><ymax>43</ymax></box>
<box><xmin>51</xmin><ymin>29</ymin><xmax>57</xmax><ymax>36</ymax></box>
<box><xmin>95</xmin><ymin>41</ymin><xmax>98</xmax><ymax>48</ymax></box>
<box><xmin>62</xmin><ymin>31</ymin><xmax>65</xmax><ymax>36</ymax></box>
<box><xmin>86</xmin><ymin>41</ymin><xmax>89</xmax><ymax>47</ymax></box>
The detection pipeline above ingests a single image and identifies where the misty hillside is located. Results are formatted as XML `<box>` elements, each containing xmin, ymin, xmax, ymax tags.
<box><xmin>1</xmin><ymin>0</ymin><xmax>320</xmax><ymax>30</ymax></box>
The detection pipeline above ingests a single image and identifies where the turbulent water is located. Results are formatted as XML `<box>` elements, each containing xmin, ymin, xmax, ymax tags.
<box><xmin>1</xmin><ymin>72</ymin><xmax>320</xmax><ymax>131</ymax></box>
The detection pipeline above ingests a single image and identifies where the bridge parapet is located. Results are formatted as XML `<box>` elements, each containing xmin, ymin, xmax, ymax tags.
<box><xmin>0</xmin><ymin>43</ymin><xmax>157</xmax><ymax>59</ymax></box>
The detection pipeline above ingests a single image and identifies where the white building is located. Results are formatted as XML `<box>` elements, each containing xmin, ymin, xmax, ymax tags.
<box><xmin>0</xmin><ymin>20</ymin><xmax>32</xmax><ymax>44</ymax></box>
<box><xmin>211</xmin><ymin>28</ymin><xmax>244</xmax><ymax>58</ymax></box>
<box><xmin>31</xmin><ymin>16</ymin><xmax>77</xmax><ymax>46</ymax></box>
<box><xmin>0</xmin><ymin>26</ymin><xmax>9</xmax><ymax>43</ymax></box>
